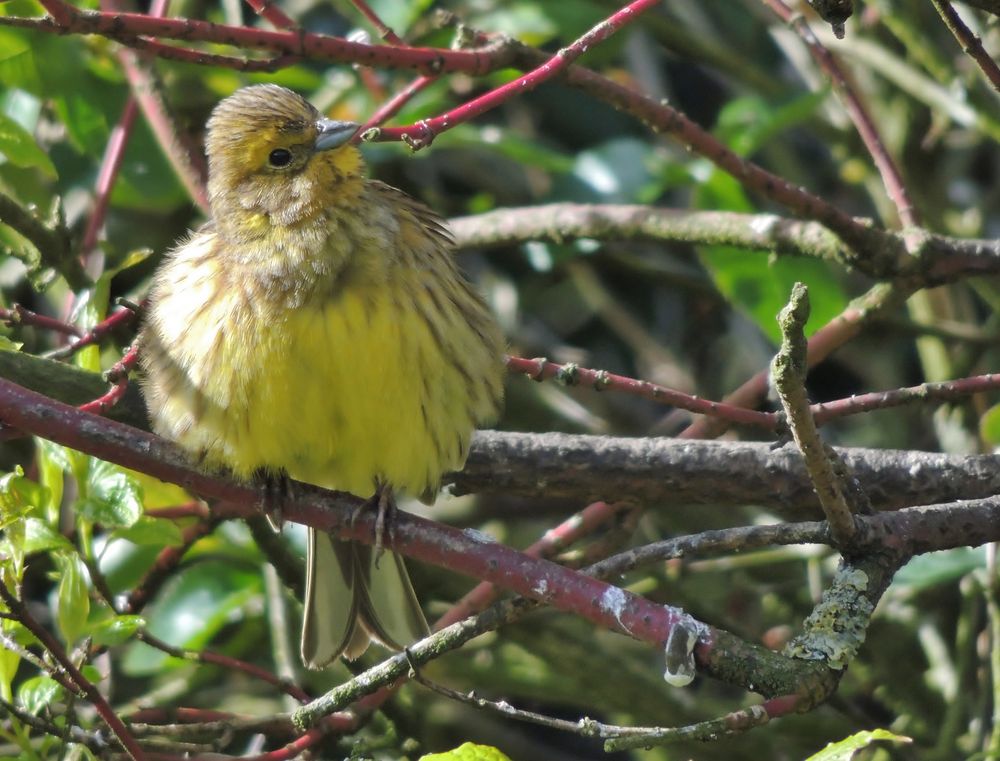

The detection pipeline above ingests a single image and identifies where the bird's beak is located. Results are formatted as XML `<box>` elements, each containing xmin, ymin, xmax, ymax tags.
<box><xmin>314</xmin><ymin>119</ymin><xmax>359</xmax><ymax>152</ymax></box>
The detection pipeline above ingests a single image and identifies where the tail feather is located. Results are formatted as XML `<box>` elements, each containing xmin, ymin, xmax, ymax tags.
<box><xmin>300</xmin><ymin>527</ymin><xmax>429</xmax><ymax>669</ymax></box>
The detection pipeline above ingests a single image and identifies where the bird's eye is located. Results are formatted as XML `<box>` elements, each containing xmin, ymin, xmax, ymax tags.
<box><xmin>268</xmin><ymin>148</ymin><xmax>293</xmax><ymax>168</ymax></box>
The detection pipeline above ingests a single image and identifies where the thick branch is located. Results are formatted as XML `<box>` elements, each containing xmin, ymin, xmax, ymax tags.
<box><xmin>1</xmin><ymin>351</ymin><xmax>999</xmax><ymax>515</ymax></box>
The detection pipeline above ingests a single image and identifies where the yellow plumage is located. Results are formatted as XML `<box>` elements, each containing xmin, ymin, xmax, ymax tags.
<box><xmin>140</xmin><ymin>84</ymin><xmax>505</xmax><ymax>667</ymax></box>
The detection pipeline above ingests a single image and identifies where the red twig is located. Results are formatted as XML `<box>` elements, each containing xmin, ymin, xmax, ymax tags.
<box><xmin>144</xmin><ymin>502</ymin><xmax>210</xmax><ymax>520</ymax></box>
<box><xmin>931</xmin><ymin>0</ymin><xmax>1000</xmax><ymax>95</ymax></box>
<box><xmin>243</xmin><ymin>0</ymin><xmax>296</xmax><ymax>30</ymax></box>
<box><xmin>79</xmin><ymin>87</ymin><xmax>138</xmax><ymax>269</ymax></box>
<box><xmin>349</xmin><ymin>0</ymin><xmax>403</xmax><ymax>44</ymax></box>
<box><xmin>812</xmin><ymin>372</ymin><xmax>1000</xmax><ymax>425</ymax></box>
<box><xmin>680</xmin><ymin>284</ymin><xmax>909</xmax><ymax>438</ymax></box>
<box><xmin>136</xmin><ymin>631</ymin><xmax>312</xmax><ymax>703</ymax></box>
<box><xmin>37</xmin><ymin>0</ymin><xmax>75</xmax><ymax>25</ymax></box>
<box><xmin>437</xmin><ymin>500</ymin><xmax>628</xmax><ymax>628</ymax></box>
<box><xmin>361</xmin><ymin>74</ymin><xmax>437</xmax><ymax>131</ymax></box>
<box><xmin>369</xmin><ymin>0</ymin><xmax>660</xmax><ymax>149</ymax></box>
<box><xmin>120</xmin><ymin>35</ymin><xmax>300</xmax><ymax>72</ymax></box>
<box><xmin>507</xmin><ymin>355</ymin><xmax>778</xmax><ymax>429</ymax></box>
<box><xmin>0</xmin><ymin>304</ymin><xmax>82</xmax><ymax>337</ymax></box>
<box><xmin>762</xmin><ymin>0</ymin><xmax>919</xmax><ymax>228</ymax></box>
<box><xmin>0</xmin><ymin>9</ymin><xmax>511</xmax><ymax>75</ymax></box>
<box><xmin>122</xmin><ymin>516</ymin><xmax>219</xmax><ymax>614</ymax></box>
<box><xmin>78</xmin><ymin>341</ymin><xmax>139</xmax><ymax>415</ymax></box>
<box><xmin>0</xmin><ymin>581</ymin><xmax>146</xmax><ymax>760</ymax></box>
<box><xmin>47</xmin><ymin>303</ymin><xmax>139</xmax><ymax>359</ymax></box>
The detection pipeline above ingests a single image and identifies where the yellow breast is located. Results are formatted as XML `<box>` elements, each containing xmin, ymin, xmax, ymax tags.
<box><xmin>141</xmin><ymin>206</ymin><xmax>504</xmax><ymax>500</ymax></box>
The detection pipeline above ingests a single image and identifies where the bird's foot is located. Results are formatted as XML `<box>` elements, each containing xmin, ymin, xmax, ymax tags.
<box><xmin>359</xmin><ymin>482</ymin><xmax>396</xmax><ymax>568</ymax></box>
<box><xmin>255</xmin><ymin>468</ymin><xmax>293</xmax><ymax>531</ymax></box>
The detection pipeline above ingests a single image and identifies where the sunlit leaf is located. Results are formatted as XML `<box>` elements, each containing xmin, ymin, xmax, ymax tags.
<box><xmin>87</xmin><ymin>614</ymin><xmax>145</xmax><ymax>647</ymax></box>
<box><xmin>54</xmin><ymin>552</ymin><xmax>89</xmax><ymax>646</ymax></box>
<box><xmin>76</xmin><ymin>459</ymin><xmax>143</xmax><ymax>528</ymax></box>
<box><xmin>420</xmin><ymin>742</ymin><xmax>513</xmax><ymax>761</ymax></box>
<box><xmin>17</xmin><ymin>675</ymin><xmax>63</xmax><ymax>715</ymax></box>
<box><xmin>805</xmin><ymin>729</ymin><xmax>911</xmax><ymax>760</ymax></box>
<box><xmin>0</xmin><ymin>111</ymin><xmax>55</xmax><ymax>177</ymax></box>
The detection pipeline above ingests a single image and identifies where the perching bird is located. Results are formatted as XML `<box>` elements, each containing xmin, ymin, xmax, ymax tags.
<box><xmin>139</xmin><ymin>84</ymin><xmax>505</xmax><ymax>668</ymax></box>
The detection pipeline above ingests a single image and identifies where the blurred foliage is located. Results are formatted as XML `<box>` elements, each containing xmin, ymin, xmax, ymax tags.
<box><xmin>0</xmin><ymin>0</ymin><xmax>998</xmax><ymax>759</ymax></box>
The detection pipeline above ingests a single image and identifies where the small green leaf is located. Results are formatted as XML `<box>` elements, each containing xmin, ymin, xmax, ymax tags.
<box><xmin>17</xmin><ymin>675</ymin><xmax>63</xmax><ymax>715</ymax></box>
<box><xmin>979</xmin><ymin>402</ymin><xmax>1000</xmax><ymax>447</ymax></box>
<box><xmin>421</xmin><ymin>743</ymin><xmax>513</xmax><ymax>761</ymax></box>
<box><xmin>0</xmin><ymin>335</ymin><xmax>21</xmax><ymax>352</ymax></box>
<box><xmin>54</xmin><ymin>552</ymin><xmax>89</xmax><ymax>646</ymax></box>
<box><xmin>892</xmin><ymin>548</ymin><xmax>986</xmax><ymax>591</ymax></box>
<box><xmin>87</xmin><ymin>614</ymin><xmax>145</xmax><ymax>647</ymax></box>
<box><xmin>0</xmin><ymin>618</ymin><xmax>29</xmax><ymax>700</ymax></box>
<box><xmin>0</xmin><ymin>111</ymin><xmax>55</xmax><ymax>177</ymax></box>
<box><xmin>23</xmin><ymin>517</ymin><xmax>73</xmax><ymax>554</ymax></box>
<box><xmin>0</xmin><ymin>466</ymin><xmax>46</xmax><ymax>528</ymax></box>
<box><xmin>76</xmin><ymin>459</ymin><xmax>143</xmax><ymax>528</ymax></box>
<box><xmin>111</xmin><ymin>516</ymin><xmax>183</xmax><ymax>547</ymax></box>
<box><xmin>805</xmin><ymin>729</ymin><xmax>911</xmax><ymax>760</ymax></box>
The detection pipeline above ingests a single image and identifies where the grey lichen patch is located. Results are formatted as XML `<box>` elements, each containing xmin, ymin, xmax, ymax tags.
<box><xmin>784</xmin><ymin>567</ymin><xmax>873</xmax><ymax>670</ymax></box>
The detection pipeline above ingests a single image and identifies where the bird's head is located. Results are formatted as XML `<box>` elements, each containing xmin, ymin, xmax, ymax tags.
<box><xmin>204</xmin><ymin>84</ymin><xmax>363</xmax><ymax>238</ymax></box>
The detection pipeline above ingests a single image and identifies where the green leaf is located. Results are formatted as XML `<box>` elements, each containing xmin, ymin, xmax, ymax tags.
<box><xmin>17</xmin><ymin>675</ymin><xmax>63</xmax><ymax>715</ymax></box>
<box><xmin>22</xmin><ymin>517</ymin><xmax>73</xmax><ymax>554</ymax></box>
<box><xmin>0</xmin><ymin>31</ymin><xmax>42</xmax><ymax>95</ymax></box>
<box><xmin>0</xmin><ymin>335</ymin><xmax>21</xmax><ymax>351</ymax></box>
<box><xmin>122</xmin><ymin>560</ymin><xmax>260</xmax><ymax>675</ymax></box>
<box><xmin>421</xmin><ymin>743</ymin><xmax>513</xmax><ymax>761</ymax></box>
<box><xmin>805</xmin><ymin>729</ymin><xmax>911</xmax><ymax>760</ymax></box>
<box><xmin>979</xmin><ymin>401</ymin><xmax>1000</xmax><ymax>447</ymax></box>
<box><xmin>111</xmin><ymin>516</ymin><xmax>183</xmax><ymax>547</ymax></box>
<box><xmin>891</xmin><ymin>548</ymin><xmax>987</xmax><ymax>591</ymax></box>
<box><xmin>695</xmin><ymin>171</ymin><xmax>847</xmax><ymax>344</ymax></box>
<box><xmin>87</xmin><ymin>614</ymin><xmax>145</xmax><ymax>647</ymax></box>
<box><xmin>0</xmin><ymin>110</ymin><xmax>56</xmax><ymax>177</ymax></box>
<box><xmin>51</xmin><ymin>92</ymin><xmax>108</xmax><ymax>158</ymax></box>
<box><xmin>54</xmin><ymin>552</ymin><xmax>89</xmax><ymax>646</ymax></box>
<box><xmin>0</xmin><ymin>466</ymin><xmax>47</xmax><ymax>528</ymax></box>
<box><xmin>76</xmin><ymin>459</ymin><xmax>143</xmax><ymax>528</ymax></box>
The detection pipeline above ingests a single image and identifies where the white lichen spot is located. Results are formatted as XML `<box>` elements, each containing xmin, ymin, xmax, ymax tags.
<box><xmin>749</xmin><ymin>214</ymin><xmax>780</xmax><ymax>236</ymax></box>
<box><xmin>461</xmin><ymin>527</ymin><xmax>497</xmax><ymax>544</ymax></box>
<box><xmin>533</xmin><ymin>578</ymin><xmax>549</xmax><ymax>597</ymax></box>
<box><xmin>599</xmin><ymin>585</ymin><xmax>628</xmax><ymax>628</ymax></box>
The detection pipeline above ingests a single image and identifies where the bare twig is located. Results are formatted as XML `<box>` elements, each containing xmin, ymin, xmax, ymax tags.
<box><xmin>931</xmin><ymin>0</ymin><xmax>1000</xmax><ymax>95</ymax></box>
<box><xmin>366</xmin><ymin>0</ymin><xmax>661</xmax><ymax>148</ymax></box>
<box><xmin>770</xmin><ymin>283</ymin><xmax>857</xmax><ymax>543</ymax></box>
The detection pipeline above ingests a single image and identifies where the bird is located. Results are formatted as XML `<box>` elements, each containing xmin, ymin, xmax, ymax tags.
<box><xmin>139</xmin><ymin>83</ymin><xmax>506</xmax><ymax>668</ymax></box>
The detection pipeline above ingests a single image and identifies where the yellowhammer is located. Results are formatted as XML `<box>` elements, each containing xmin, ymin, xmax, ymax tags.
<box><xmin>139</xmin><ymin>84</ymin><xmax>506</xmax><ymax>668</ymax></box>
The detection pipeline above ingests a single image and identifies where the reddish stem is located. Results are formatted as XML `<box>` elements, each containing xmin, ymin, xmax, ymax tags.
<box><xmin>349</xmin><ymin>0</ymin><xmax>403</xmax><ymax>44</ymax></box>
<box><xmin>0</xmin><ymin>305</ymin><xmax>82</xmax><ymax>337</ymax></box>
<box><xmin>370</xmin><ymin>0</ymin><xmax>661</xmax><ymax>149</ymax></box>
<box><xmin>762</xmin><ymin>0</ymin><xmax>918</xmax><ymax>228</ymax></box>
<box><xmin>77</xmin><ymin>342</ymin><xmax>139</xmax><ymax>415</ymax></box>
<box><xmin>507</xmin><ymin>355</ymin><xmax>777</xmax><ymax>429</ymax></box>
<box><xmin>0</xmin><ymin>10</ymin><xmax>508</xmax><ymax>75</ymax></box>
<box><xmin>437</xmin><ymin>500</ymin><xmax>627</xmax><ymax>628</ymax></box>
<box><xmin>243</xmin><ymin>0</ymin><xmax>296</xmax><ymax>30</ymax></box>
<box><xmin>48</xmin><ymin>303</ymin><xmax>139</xmax><ymax>359</ymax></box>
<box><xmin>931</xmin><ymin>0</ymin><xmax>1000</xmax><ymax>94</ymax></box>
<box><xmin>361</xmin><ymin>75</ymin><xmax>437</xmax><ymax>131</ymax></box>
<box><xmin>79</xmin><ymin>95</ymin><xmax>138</xmax><ymax>270</ymax></box>
<box><xmin>0</xmin><ymin>582</ymin><xmax>146</xmax><ymax>760</ymax></box>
